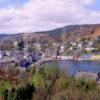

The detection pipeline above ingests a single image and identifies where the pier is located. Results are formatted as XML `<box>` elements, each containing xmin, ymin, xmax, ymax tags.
<box><xmin>34</xmin><ymin>58</ymin><xmax>61</xmax><ymax>66</ymax></box>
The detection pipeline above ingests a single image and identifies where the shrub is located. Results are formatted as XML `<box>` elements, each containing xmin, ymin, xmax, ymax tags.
<box><xmin>44</xmin><ymin>62</ymin><xmax>59</xmax><ymax>80</ymax></box>
<box><xmin>31</xmin><ymin>72</ymin><xmax>46</xmax><ymax>89</ymax></box>
<box><xmin>51</xmin><ymin>91</ymin><xmax>69</xmax><ymax>100</ymax></box>
<box><xmin>86</xmin><ymin>80</ymin><xmax>97</xmax><ymax>91</ymax></box>
<box><xmin>76</xmin><ymin>78</ymin><xmax>87</xmax><ymax>91</ymax></box>
<box><xmin>76</xmin><ymin>78</ymin><xmax>97</xmax><ymax>91</ymax></box>
<box><xmin>45</xmin><ymin>80</ymin><xmax>53</xmax><ymax>94</ymax></box>
<box><xmin>6</xmin><ymin>83</ymin><xmax>35</xmax><ymax>100</ymax></box>
<box><xmin>7</xmin><ymin>87</ymin><xmax>16</xmax><ymax>100</ymax></box>
<box><xmin>30</xmin><ymin>72</ymin><xmax>47</xmax><ymax>100</ymax></box>
<box><xmin>0</xmin><ymin>81</ymin><xmax>11</xmax><ymax>97</ymax></box>
<box><xmin>0</xmin><ymin>84</ymin><xmax>7</xmax><ymax>97</ymax></box>
<box><xmin>55</xmin><ymin>76</ymin><xmax>69</xmax><ymax>91</ymax></box>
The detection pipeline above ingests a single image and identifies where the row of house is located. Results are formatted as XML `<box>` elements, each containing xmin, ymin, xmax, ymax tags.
<box><xmin>0</xmin><ymin>50</ymin><xmax>43</xmax><ymax>68</ymax></box>
<box><xmin>79</xmin><ymin>54</ymin><xmax>100</xmax><ymax>60</ymax></box>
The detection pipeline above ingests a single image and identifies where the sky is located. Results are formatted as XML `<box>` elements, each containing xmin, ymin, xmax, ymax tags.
<box><xmin>0</xmin><ymin>0</ymin><xmax>100</xmax><ymax>34</ymax></box>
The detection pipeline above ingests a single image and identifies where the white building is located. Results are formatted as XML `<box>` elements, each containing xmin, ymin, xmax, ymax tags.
<box><xmin>69</xmin><ymin>47</ymin><xmax>73</xmax><ymax>51</ymax></box>
<box><xmin>71</xmin><ymin>42</ymin><xmax>77</xmax><ymax>46</ymax></box>
<box><xmin>14</xmin><ymin>41</ymin><xmax>18</xmax><ymax>48</ymax></box>
<box><xmin>60</xmin><ymin>45</ymin><xmax>65</xmax><ymax>53</ymax></box>
<box><xmin>34</xmin><ymin>43</ymin><xmax>41</xmax><ymax>51</ymax></box>
<box><xmin>88</xmin><ymin>40</ymin><xmax>94</xmax><ymax>46</ymax></box>
<box><xmin>77</xmin><ymin>43</ymin><xmax>82</xmax><ymax>49</ymax></box>
<box><xmin>85</xmin><ymin>47</ymin><xmax>95</xmax><ymax>51</ymax></box>
<box><xmin>0</xmin><ymin>51</ymin><xmax>2</xmax><ymax>59</ymax></box>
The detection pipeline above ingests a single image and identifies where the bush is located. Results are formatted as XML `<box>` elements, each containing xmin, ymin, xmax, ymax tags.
<box><xmin>7</xmin><ymin>87</ymin><xmax>16</xmax><ymax>100</ymax></box>
<box><xmin>44</xmin><ymin>62</ymin><xmax>59</xmax><ymax>80</ymax></box>
<box><xmin>0</xmin><ymin>81</ymin><xmax>11</xmax><ymax>97</ymax></box>
<box><xmin>51</xmin><ymin>92</ymin><xmax>69</xmax><ymax>100</ymax></box>
<box><xmin>30</xmin><ymin>71</ymin><xmax>47</xmax><ymax>100</ymax></box>
<box><xmin>86</xmin><ymin>80</ymin><xmax>97</xmax><ymax>91</ymax></box>
<box><xmin>55</xmin><ymin>76</ymin><xmax>69</xmax><ymax>91</ymax></box>
<box><xmin>76</xmin><ymin>78</ymin><xmax>87</xmax><ymax>91</ymax></box>
<box><xmin>76</xmin><ymin>78</ymin><xmax>97</xmax><ymax>91</ymax></box>
<box><xmin>6</xmin><ymin>83</ymin><xmax>35</xmax><ymax>100</ymax></box>
<box><xmin>31</xmin><ymin>72</ymin><xmax>46</xmax><ymax>89</ymax></box>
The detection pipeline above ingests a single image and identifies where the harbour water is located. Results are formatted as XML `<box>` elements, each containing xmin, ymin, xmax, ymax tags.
<box><xmin>44</xmin><ymin>60</ymin><xmax>100</xmax><ymax>76</ymax></box>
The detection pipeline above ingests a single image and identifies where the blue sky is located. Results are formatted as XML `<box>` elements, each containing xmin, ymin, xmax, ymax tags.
<box><xmin>88</xmin><ymin>0</ymin><xmax>100</xmax><ymax>11</ymax></box>
<box><xmin>0</xmin><ymin>0</ymin><xmax>100</xmax><ymax>10</ymax></box>
<box><xmin>0</xmin><ymin>0</ymin><xmax>100</xmax><ymax>34</ymax></box>
<box><xmin>0</xmin><ymin>0</ymin><xmax>28</xmax><ymax>8</ymax></box>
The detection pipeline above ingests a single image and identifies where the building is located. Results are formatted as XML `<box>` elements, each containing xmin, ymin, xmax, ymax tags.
<box><xmin>0</xmin><ymin>51</ymin><xmax>3</xmax><ymax>59</ymax></box>
<box><xmin>33</xmin><ymin>42</ymin><xmax>41</xmax><ymax>51</ymax></box>
<box><xmin>79</xmin><ymin>54</ymin><xmax>92</xmax><ymax>60</ymax></box>
<box><xmin>61</xmin><ymin>28</ymin><xmax>66</xmax><ymax>43</ymax></box>
<box><xmin>77</xmin><ymin>42</ymin><xmax>82</xmax><ymax>49</ymax></box>
<box><xmin>85</xmin><ymin>47</ymin><xmax>95</xmax><ymax>52</ymax></box>
<box><xmin>44</xmin><ymin>49</ymin><xmax>51</xmax><ymax>58</ymax></box>
<box><xmin>60</xmin><ymin>45</ymin><xmax>65</xmax><ymax>53</ymax></box>
<box><xmin>71</xmin><ymin>42</ymin><xmax>77</xmax><ymax>46</ymax></box>
<box><xmin>91</xmin><ymin>55</ymin><xmax>100</xmax><ymax>60</ymax></box>
<box><xmin>13</xmin><ymin>41</ymin><xmax>18</xmax><ymax>50</ymax></box>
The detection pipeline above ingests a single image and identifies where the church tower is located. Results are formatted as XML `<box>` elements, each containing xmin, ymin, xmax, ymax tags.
<box><xmin>17</xmin><ymin>34</ymin><xmax>24</xmax><ymax>51</ymax></box>
<box><xmin>61</xmin><ymin>28</ymin><xmax>66</xmax><ymax>43</ymax></box>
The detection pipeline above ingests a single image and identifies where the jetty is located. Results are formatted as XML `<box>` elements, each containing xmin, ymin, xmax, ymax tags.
<box><xmin>30</xmin><ymin>58</ymin><xmax>62</xmax><ymax>67</ymax></box>
<box><xmin>35</xmin><ymin>58</ymin><xmax>61</xmax><ymax>66</ymax></box>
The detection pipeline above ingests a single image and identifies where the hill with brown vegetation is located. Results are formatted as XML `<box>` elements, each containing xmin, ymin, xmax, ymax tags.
<box><xmin>93</xmin><ymin>26</ymin><xmax>100</xmax><ymax>38</ymax></box>
<box><xmin>36</xmin><ymin>24</ymin><xmax>100</xmax><ymax>42</ymax></box>
<box><xmin>0</xmin><ymin>24</ymin><xmax>100</xmax><ymax>42</ymax></box>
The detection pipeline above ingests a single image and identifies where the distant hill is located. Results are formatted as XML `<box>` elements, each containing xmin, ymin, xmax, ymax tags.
<box><xmin>0</xmin><ymin>34</ymin><xmax>9</xmax><ymax>39</ymax></box>
<box><xmin>35</xmin><ymin>24</ymin><xmax>100</xmax><ymax>41</ymax></box>
<box><xmin>0</xmin><ymin>24</ymin><xmax>100</xmax><ymax>42</ymax></box>
<box><xmin>0</xmin><ymin>34</ymin><xmax>20</xmax><ymax>42</ymax></box>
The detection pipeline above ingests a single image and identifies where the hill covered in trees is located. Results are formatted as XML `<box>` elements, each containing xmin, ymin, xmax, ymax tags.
<box><xmin>0</xmin><ymin>24</ymin><xmax>100</xmax><ymax>43</ymax></box>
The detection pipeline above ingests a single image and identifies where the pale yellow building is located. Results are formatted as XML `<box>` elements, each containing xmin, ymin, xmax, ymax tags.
<box><xmin>91</xmin><ymin>55</ymin><xmax>100</xmax><ymax>60</ymax></box>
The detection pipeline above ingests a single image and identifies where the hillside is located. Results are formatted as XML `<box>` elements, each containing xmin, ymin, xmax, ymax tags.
<box><xmin>35</xmin><ymin>24</ymin><xmax>100</xmax><ymax>41</ymax></box>
<box><xmin>0</xmin><ymin>24</ymin><xmax>100</xmax><ymax>42</ymax></box>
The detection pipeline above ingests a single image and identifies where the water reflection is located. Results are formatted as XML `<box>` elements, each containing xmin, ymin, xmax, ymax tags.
<box><xmin>44</xmin><ymin>60</ymin><xmax>100</xmax><ymax>76</ymax></box>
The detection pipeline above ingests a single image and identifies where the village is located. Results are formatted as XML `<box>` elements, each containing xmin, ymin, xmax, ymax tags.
<box><xmin>0</xmin><ymin>33</ymin><xmax>100</xmax><ymax>67</ymax></box>
<box><xmin>0</xmin><ymin>0</ymin><xmax>100</xmax><ymax>98</ymax></box>
<box><xmin>0</xmin><ymin>31</ymin><xmax>99</xmax><ymax>84</ymax></box>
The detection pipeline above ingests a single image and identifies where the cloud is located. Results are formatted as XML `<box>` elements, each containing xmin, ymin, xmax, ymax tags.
<box><xmin>81</xmin><ymin>0</ymin><xmax>95</xmax><ymax>5</ymax></box>
<box><xmin>0</xmin><ymin>0</ymin><xmax>100</xmax><ymax>33</ymax></box>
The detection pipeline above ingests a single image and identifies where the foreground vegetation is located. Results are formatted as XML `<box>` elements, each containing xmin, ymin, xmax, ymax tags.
<box><xmin>0</xmin><ymin>63</ymin><xmax>100</xmax><ymax>100</ymax></box>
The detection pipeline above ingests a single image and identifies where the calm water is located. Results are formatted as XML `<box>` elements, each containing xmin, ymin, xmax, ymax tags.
<box><xmin>44</xmin><ymin>60</ymin><xmax>100</xmax><ymax>76</ymax></box>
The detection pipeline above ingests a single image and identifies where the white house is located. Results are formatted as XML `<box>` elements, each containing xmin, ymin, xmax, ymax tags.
<box><xmin>34</xmin><ymin>42</ymin><xmax>41</xmax><ymax>51</ymax></box>
<box><xmin>71</xmin><ymin>42</ymin><xmax>77</xmax><ymax>46</ymax></box>
<box><xmin>69</xmin><ymin>47</ymin><xmax>73</xmax><ymax>51</ymax></box>
<box><xmin>13</xmin><ymin>41</ymin><xmax>18</xmax><ymax>48</ymax></box>
<box><xmin>77</xmin><ymin>43</ymin><xmax>82</xmax><ymax>49</ymax></box>
<box><xmin>88</xmin><ymin>40</ymin><xmax>94</xmax><ymax>46</ymax></box>
<box><xmin>85</xmin><ymin>47</ymin><xmax>95</xmax><ymax>51</ymax></box>
<box><xmin>0</xmin><ymin>51</ymin><xmax>2</xmax><ymax>59</ymax></box>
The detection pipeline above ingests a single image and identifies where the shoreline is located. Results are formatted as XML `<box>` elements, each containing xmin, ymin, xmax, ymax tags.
<box><xmin>44</xmin><ymin>58</ymin><xmax>100</xmax><ymax>62</ymax></box>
